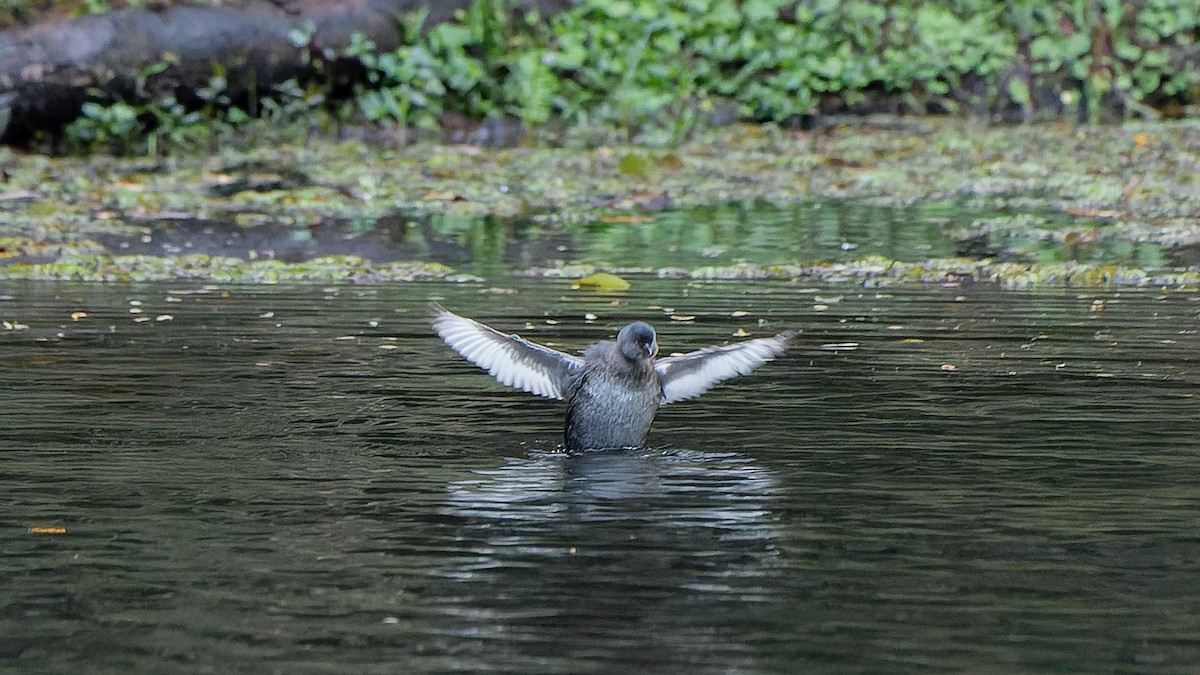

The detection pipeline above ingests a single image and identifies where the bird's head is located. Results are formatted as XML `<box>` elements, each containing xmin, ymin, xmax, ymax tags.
<box><xmin>617</xmin><ymin>321</ymin><xmax>658</xmax><ymax>361</ymax></box>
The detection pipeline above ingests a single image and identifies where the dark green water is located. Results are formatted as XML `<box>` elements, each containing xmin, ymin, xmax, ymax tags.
<box><xmin>2</xmin><ymin>280</ymin><xmax>1199</xmax><ymax>673</ymax></box>
<box><xmin>94</xmin><ymin>199</ymin><xmax>1177</xmax><ymax>274</ymax></box>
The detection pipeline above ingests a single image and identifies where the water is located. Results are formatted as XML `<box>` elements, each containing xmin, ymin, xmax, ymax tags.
<box><xmin>87</xmin><ymin>199</ymin><xmax>1173</xmax><ymax>275</ymax></box>
<box><xmin>2</xmin><ymin>279</ymin><xmax>1199</xmax><ymax>673</ymax></box>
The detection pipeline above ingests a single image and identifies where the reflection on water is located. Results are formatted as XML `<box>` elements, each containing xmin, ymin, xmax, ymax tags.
<box><xmin>434</xmin><ymin>449</ymin><xmax>782</xmax><ymax>671</ymax></box>
<box><xmin>99</xmin><ymin>199</ymin><xmax>1159</xmax><ymax>275</ymax></box>
<box><xmin>1</xmin><ymin>279</ymin><xmax>1199</xmax><ymax>672</ymax></box>
<box><xmin>87</xmin><ymin>201</ymin><xmax>966</xmax><ymax>273</ymax></box>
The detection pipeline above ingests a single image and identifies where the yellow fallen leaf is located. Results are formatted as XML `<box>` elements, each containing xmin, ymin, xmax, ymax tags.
<box><xmin>659</xmin><ymin>153</ymin><xmax>684</xmax><ymax>171</ymax></box>
<box><xmin>617</xmin><ymin>153</ymin><xmax>652</xmax><ymax>178</ymax></box>
<box><xmin>29</xmin><ymin>527</ymin><xmax>66</xmax><ymax>534</ymax></box>
<box><xmin>670</xmin><ymin>315</ymin><xmax>695</xmax><ymax>321</ymax></box>
<box><xmin>572</xmin><ymin>272</ymin><xmax>630</xmax><ymax>292</ymax></box>
<box><xmin>597</xmin><ymin>215</ymin><xmax>653</xmax><ymax>224</ymax></box>
<box><xmin>71</xmin><ymin>312</ymin><xmax>87</xmax><ymax>321</ymax></box>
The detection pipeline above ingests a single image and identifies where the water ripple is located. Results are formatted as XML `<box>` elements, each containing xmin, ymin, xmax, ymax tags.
<box><xmin>1</xmin><ymin>280</ymin><xmax>1198</xmax><ymax>671</ymax></box>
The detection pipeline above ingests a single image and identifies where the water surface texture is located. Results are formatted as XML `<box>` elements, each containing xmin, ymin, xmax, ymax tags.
<box><xmin>86</xmin><ymin>199</ymin><xmax>1167</xmax><ymax>275</ymax></box>
<box><xmin>2</xmin><ymin>280</ymin><xmax>1199</xmax><ymax>673</ymax></box>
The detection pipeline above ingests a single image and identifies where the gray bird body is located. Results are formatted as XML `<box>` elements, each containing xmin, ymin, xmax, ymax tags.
<box><xmin>564</xmin><ymin>341</ymin><xmax>664</xmax><ymax>451</ymax></box>
<box><xmin>431</xmin><ymin>306</ymin><xmax>793</xmax><ymax>451</ymax></box>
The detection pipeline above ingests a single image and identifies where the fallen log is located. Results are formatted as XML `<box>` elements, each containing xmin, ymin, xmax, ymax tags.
<box><xmin>0</xmin><ymin>0</ymin><xmax>568</xmax><ymax>145</ymax></box>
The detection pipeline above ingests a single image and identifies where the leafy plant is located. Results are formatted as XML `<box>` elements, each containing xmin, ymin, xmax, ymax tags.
<box><xmin>66</xmin><ymin>101</ymin><xmax>140</xmax><ymax>154</ymax></box>
<box><xmin>66</xmin><ymin>57</ymin><xmax>256</xmax><ymax>155</ymax></box>
<box><xmin>63</xmin><ymin>0</ymin><xmax>1200</xmax><ymax>154</ymax></box>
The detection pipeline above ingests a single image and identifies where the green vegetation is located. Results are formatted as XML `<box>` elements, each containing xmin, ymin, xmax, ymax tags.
<box><xmin>347</xmin><ymin>0</ymin><xmax>1200</xmax><ymax>129</ymax></box>
<box><xmin>8</xmin><ymin>252</ymin><xmax>1199</xmax><ymax>289</ymax></box>
<box><xmin>6</xmin><ymin>117</ymin><xmax>1200</xmax><ymax>287</ymax></box>
<box><xmin>61</xmin><ymin>0</ymin><xmax>1200</xmax><ymax>153</ymax></box>
<box><xmin>0</xmin><ymin>254</ymin><xmax>458</xmax><ymax>283</ymax></box>
<box><xmin>66</xmin><ymin>60</ymin><xmax>264</xmax><ymax>156</ymax></box>
<box><xmin>7</xmin><ymin>1</ymin><xmax>1200</xmax><ymax>289</ymax></box>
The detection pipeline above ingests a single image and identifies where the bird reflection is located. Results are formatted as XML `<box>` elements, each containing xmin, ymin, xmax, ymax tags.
<box><xmin>429</xmin><ymin>448</ymin><xmax>785</xmax><ymax>670</ymax></box>
<box><xmin>446</xmin><ymin>447</ymin><xmax>779</xmax><ymax>528</ymax></box>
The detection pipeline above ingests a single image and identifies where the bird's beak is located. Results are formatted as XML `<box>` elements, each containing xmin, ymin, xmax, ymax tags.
<box><xmin>644</xmin><ymin>340</ymin><xmax>657</xmax><ymax>358</ymax></box>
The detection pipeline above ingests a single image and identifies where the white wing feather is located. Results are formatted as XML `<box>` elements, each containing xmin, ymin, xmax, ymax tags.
<box><xmin>432</xmin><ymin>308</ymin><xmax>583</xmax><ymax>400</ymax></box>
<box><xmin>655</xmin><ymin>332</ymin><xmax>793</xmax><ymax>404</ymax></box>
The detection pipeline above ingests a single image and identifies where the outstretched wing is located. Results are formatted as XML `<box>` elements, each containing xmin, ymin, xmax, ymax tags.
<box><xmin>655</xmin><ymin>331</ymin><xmax>794</xmax><ymax>404</ymax></box>
<box><xmin>431</xmin><ymin>306</ymin><xmax>583</xmax><ymax>400</ymax></box>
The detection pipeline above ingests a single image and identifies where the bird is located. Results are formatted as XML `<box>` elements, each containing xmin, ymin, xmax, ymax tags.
<box><xmin>431</xmin><ymin>305</ymin><xmax>794</xmax><ymax>451</ymax></box>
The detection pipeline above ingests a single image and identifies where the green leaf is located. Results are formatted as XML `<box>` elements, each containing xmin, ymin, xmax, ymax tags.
<box><xmin>572</xmin><ymin>272</ymin><xmax>631</xmax><ymax>292</ymax></box>
<box><xmin>618</xmin><ymin>153</ymin><xmax>653</xmax><ymax>178</ymax></box>
<box><xmin>1007</xmin><ymin>77</ymin><xmax>1031</xmax><ymax>106</ymax></box>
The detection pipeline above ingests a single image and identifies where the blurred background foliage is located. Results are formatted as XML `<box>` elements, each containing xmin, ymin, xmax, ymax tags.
<box><xmin>372</xmin><ymin>0</ymin><xmax>1199</xmax><ymax>128</ymax></box>
<box><xmin>8</xmin><ymin>0</ymin><xmax>1196</xmax><ymax>152</ymax></box>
